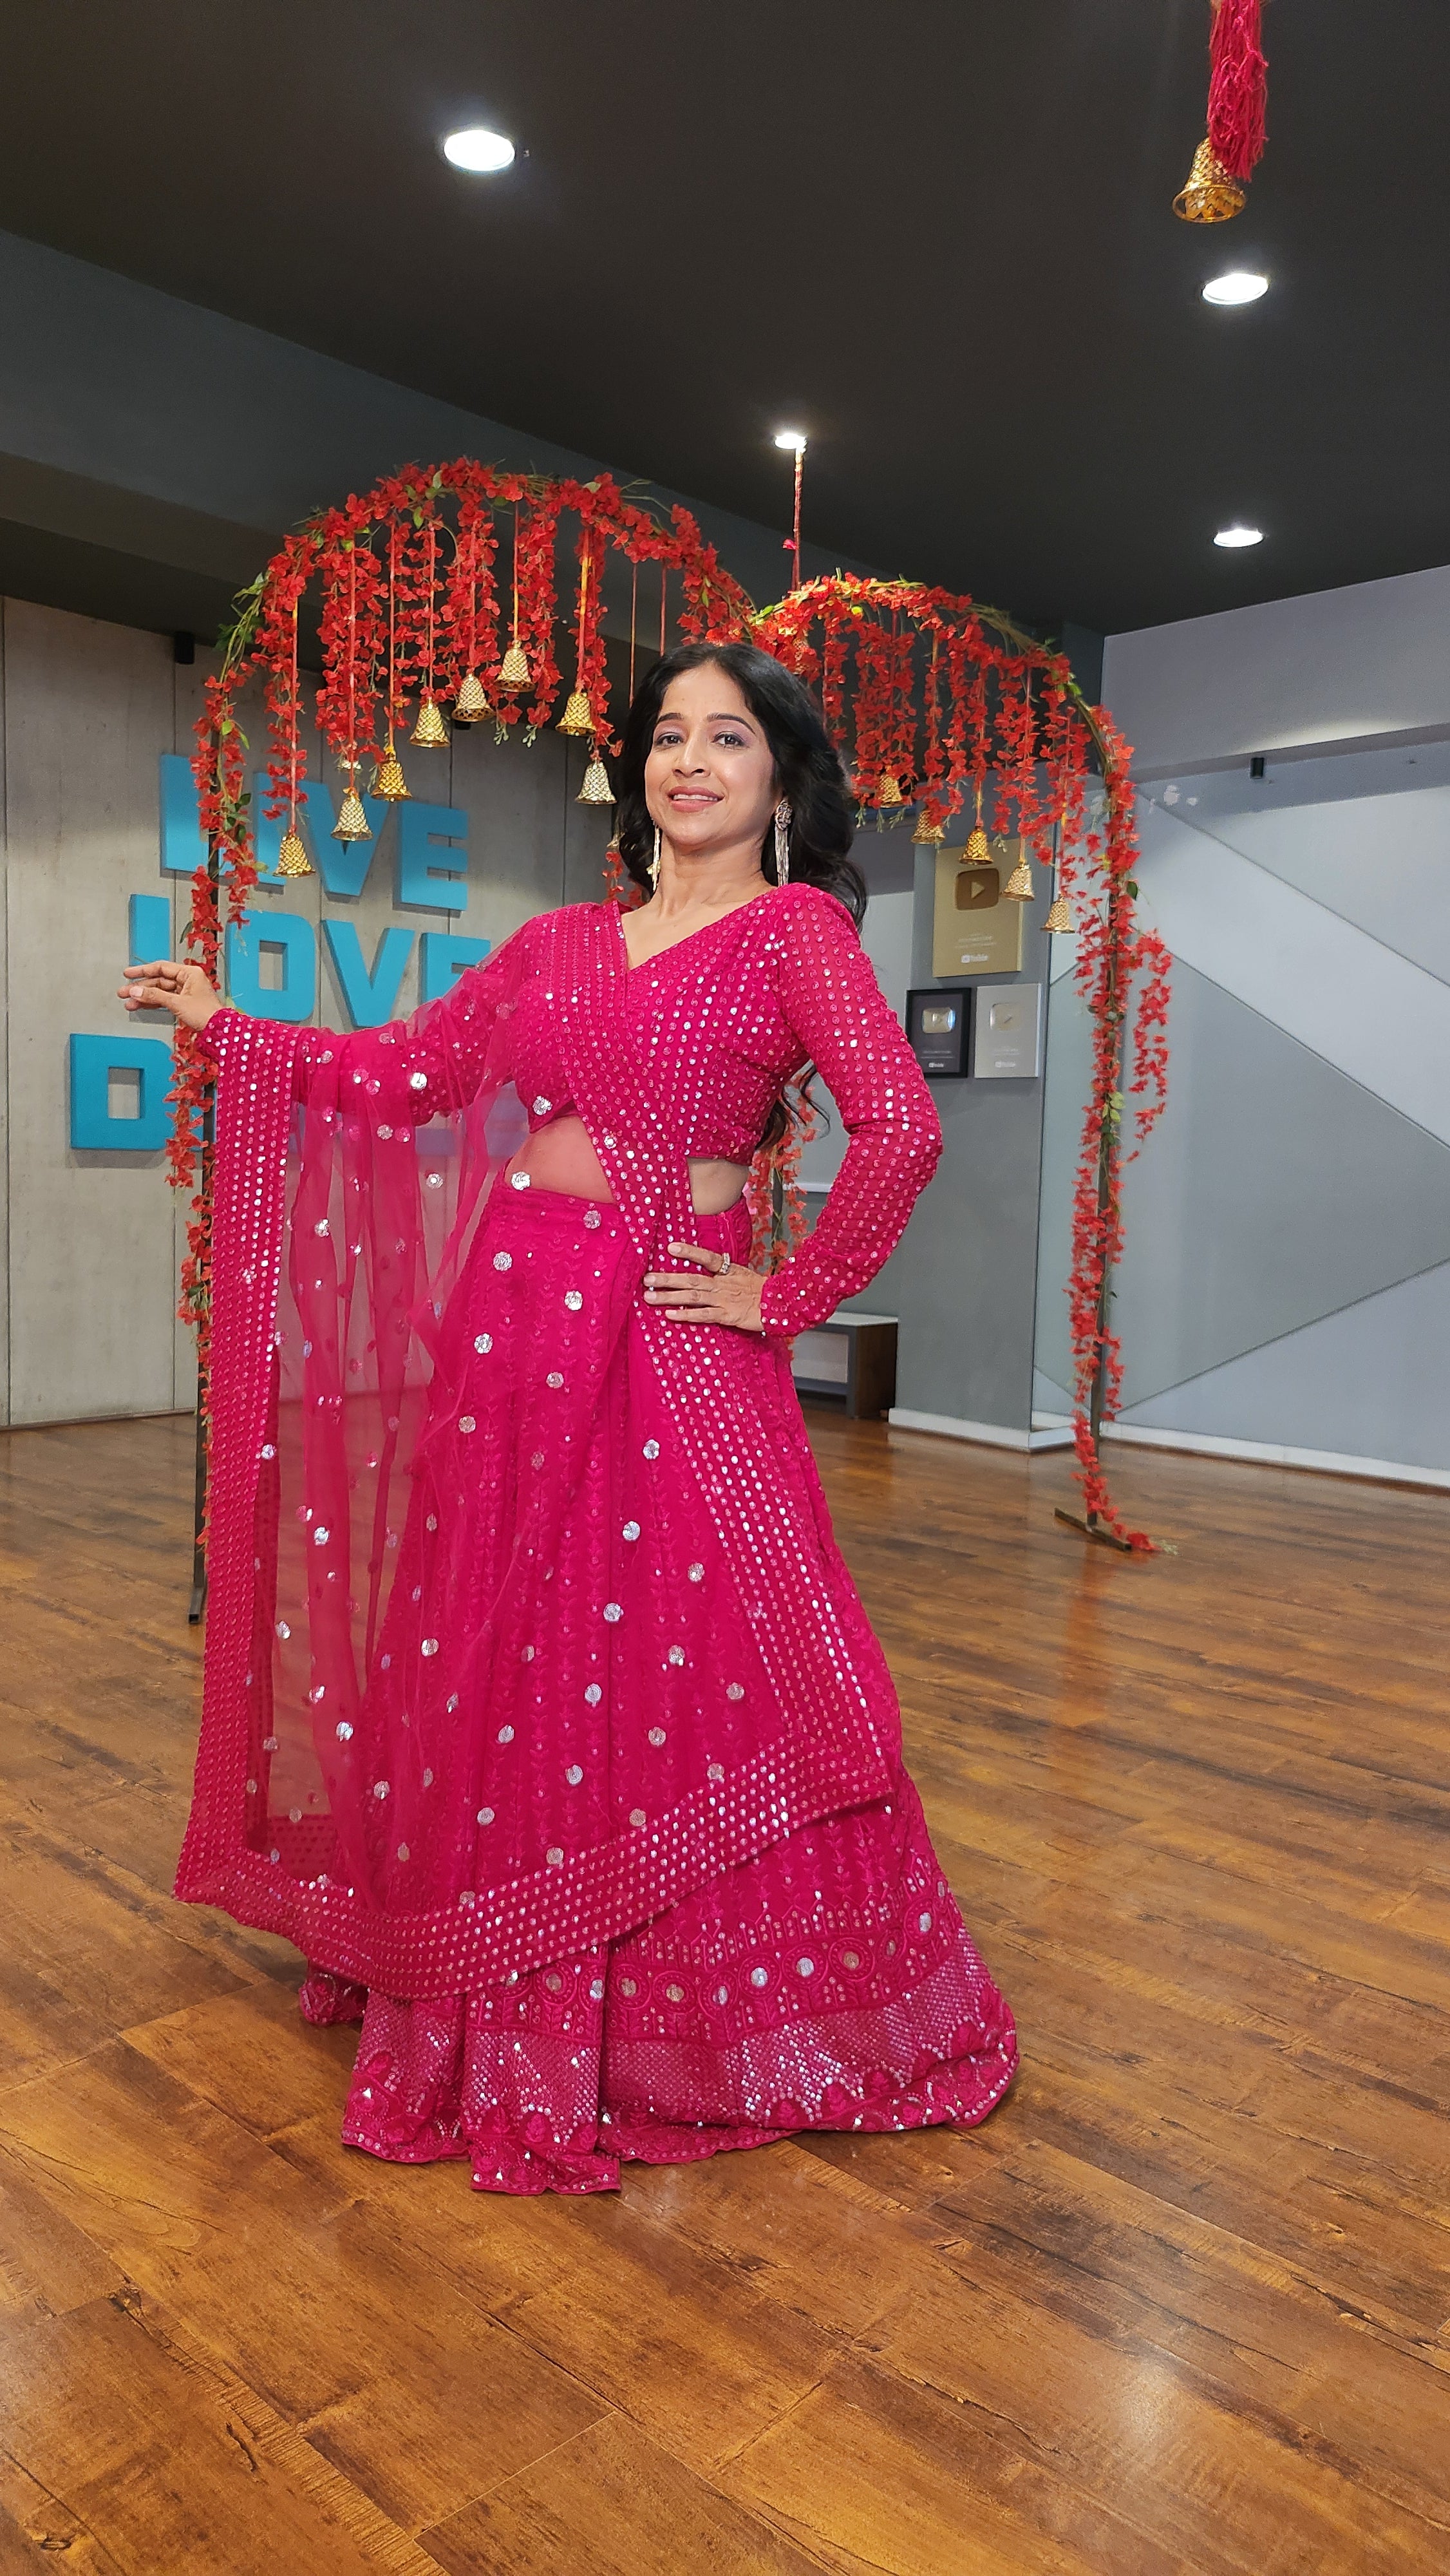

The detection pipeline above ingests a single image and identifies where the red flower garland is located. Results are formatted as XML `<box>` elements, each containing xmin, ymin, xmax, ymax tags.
<box><xmin>173</xmin><ymin>460</ymin><xmax>757</xmax><ymax>1245</ymax></box>
<box><xmin>571</xmin><ymin>517</ymin><xmax>614</xmax><ymax>748</ymax></box>
<box><xmin>753</xmin><ymin>575</ymin><xmax>1171</xmax><ymax>1549</ymax></box>
<box><xmin>176</xmin><ymin>490</ymin><xmax>1165</xmax><ymax>1553</ymax></box>
<box><xmin>441</xmin><ymin>493</ymin><xmax>502</xmax><ymax>707</ymax></box>
<box><xmin>745</xmin><ymin>1091</ymin><xmax>817</xmax><ymax>1278</ymax></box>
<box><xmin>390</xmin><ymin>495</ymin><xmax>444</xmax><ymax>717</ymax></box>
<box><xmin>918</xmin><ymin>637</ymin><xmax>947</xmax><ymax>833</ymax></box>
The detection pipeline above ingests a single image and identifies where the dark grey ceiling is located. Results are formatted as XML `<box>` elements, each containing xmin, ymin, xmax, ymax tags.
<box><xmin>0</xmin><ymin>0</ymin><xmax>1444</xmax><ymax>634</ymax></box>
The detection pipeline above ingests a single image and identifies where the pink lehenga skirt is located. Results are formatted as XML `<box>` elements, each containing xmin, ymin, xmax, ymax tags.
<box><xmin>294</xmin><ymin>1181</ymin><xmax>1016</xmax><ymax>2194</ymax></box>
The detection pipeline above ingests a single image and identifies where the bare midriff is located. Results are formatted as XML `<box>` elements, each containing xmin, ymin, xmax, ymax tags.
<box><xmin>505</xmin><ymin>1112</ymin><xmax>748</xmax><ymax>1213</ymax></box>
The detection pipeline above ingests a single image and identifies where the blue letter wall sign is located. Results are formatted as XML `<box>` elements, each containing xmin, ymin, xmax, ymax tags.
<box><xmin>70</xmin><ymin>1034</ymin><xmax>174</xmax><ymax>1152</ymax></box>
<box><xmin>225</xmin><ymin>911</ymin><xmax>318</xmax><ymax>1023</ymax></box>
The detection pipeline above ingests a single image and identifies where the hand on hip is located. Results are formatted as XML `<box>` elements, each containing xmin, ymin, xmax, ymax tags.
<box><xmin>643</xmin><ymin>1242</ymin><xmax>765</xmax><ymax>1333</ymax></box>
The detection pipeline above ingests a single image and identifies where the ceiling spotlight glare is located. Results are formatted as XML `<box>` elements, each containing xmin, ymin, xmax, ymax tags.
<box><xmin>1202</xmin><ymin>270</ymin><xmax>1269</xmax><ymax>306</ymax></box>
<box><xmin>1214</xmin><ymin>524</ymin><xmax>1265</xmax><ymax>549</ymax></box>
<box><xmin>773</xmin><ymin>428</ymin><xmax>808</xmax><ymax>454</ymax></box>
<box><xmin>442</xmin><ymin>128</ymin><xmax>516</xmax><ymax>173</ymax></box>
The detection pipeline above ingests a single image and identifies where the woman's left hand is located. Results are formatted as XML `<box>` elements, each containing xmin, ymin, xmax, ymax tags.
<box><xmin>643</xmin><ymin>1243</ymin><xmax>765</xmax><ymax>1334</ymax></box>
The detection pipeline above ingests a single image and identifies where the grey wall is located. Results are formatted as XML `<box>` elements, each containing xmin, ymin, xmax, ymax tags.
<box><xmin>1103</xmin><ymin>560</ymin><xmax>1450</xmax><ymax>775</ymax></box>
<box><xmin>0</xmin><ymin>594</ymin><xmax>615</xmax><ymax>1427</ymax></box>
<box><xmin>871</xmin><ymin>856</ymin><xmax>1052</xmax><ymax>1436</ymax></box>
<box><xmin>1051</xmin><ymin>563</ymin><xmax>1450</xmax><ymax>1484</ymax></box>
<box><xmin>3</xmin><ymin>598</ymin><xmax>193</xmax><ymax>1423</ymax></box>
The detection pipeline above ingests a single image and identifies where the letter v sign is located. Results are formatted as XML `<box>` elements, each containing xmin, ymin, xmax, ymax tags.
<box><xmin>322</xmin><ymin>922</ymin><xmax>414</xmax><ymax>1028</ymax></box>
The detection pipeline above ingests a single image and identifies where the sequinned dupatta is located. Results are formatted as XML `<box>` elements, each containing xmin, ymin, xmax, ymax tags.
<box><xmin>175</xmin><ymin>934</ymin><xmax>527</xmax><ymax>1952</ymax></box>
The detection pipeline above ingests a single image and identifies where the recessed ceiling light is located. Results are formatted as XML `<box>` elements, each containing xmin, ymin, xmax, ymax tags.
<box><xmin>773</xmin><ymin>428</ymin><xmax>808</xmax><ymax>454</ymax></box>
<box><xmin>442</xmin><ymin>127</ymin><xmax>516</xmax><ymax>173</ymax></box>
<box><xmin>1214</xmin><ymin>524</ymin><xmax>1264</xmax><ymax>548</ymax></box>
<box><xmin>1202</xmin><ymin>270</ymin><xmax>1268</xmax><ymax>306</ymax></box>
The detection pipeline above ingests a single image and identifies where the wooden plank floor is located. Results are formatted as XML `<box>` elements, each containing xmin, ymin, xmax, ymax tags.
<box><xmin>0</xmin><ymin>1411</ymin><xmax>1447</xmax><ymax>2574</ymax></box>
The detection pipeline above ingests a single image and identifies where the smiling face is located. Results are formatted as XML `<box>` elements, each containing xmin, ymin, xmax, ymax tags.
<box><xmin>643</xmin><ymin>661</ymin><xmax>778</xmax><ymax>866</ymax></box>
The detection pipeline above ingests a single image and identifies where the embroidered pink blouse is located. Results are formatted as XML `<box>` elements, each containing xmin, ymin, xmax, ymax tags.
<box><xmin>231</xmin><ymin>882</ymin><xmax>941</xmax><ymax>1337</ymax></box>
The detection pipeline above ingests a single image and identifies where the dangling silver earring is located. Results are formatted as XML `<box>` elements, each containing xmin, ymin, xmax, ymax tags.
<box><xmin>773</xmin><ymin>799</ymin><xmax>791</xmax><ymax>887</ymax></box>
<box><xmin>650</xmin><ymin>824</ymin><xmax>662</xmax><ymax>891</ymax></box>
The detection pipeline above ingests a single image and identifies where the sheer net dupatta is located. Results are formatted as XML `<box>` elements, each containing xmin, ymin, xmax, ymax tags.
<box><xmin>174</xmin><ymin>938</ymin><xmax>529</xmax><ymax>1946</ymax></box>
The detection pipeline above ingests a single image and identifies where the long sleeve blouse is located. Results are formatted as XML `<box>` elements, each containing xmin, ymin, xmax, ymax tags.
<box><xmin>198</xmin><ymin>884</ymin><xmax>940</xmax><ymax>1338</ymax></box>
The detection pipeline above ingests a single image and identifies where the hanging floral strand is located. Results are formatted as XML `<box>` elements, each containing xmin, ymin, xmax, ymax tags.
<box><xmin>518</xmin><ymin>495</ymin><xmax>563</xmax><ymax>736</ymax></box>
<box><xmin>819</xmin><ymin>597</ymin><xmax>849</xmax><ymax>741</ymax></box>
<box><xmin>315</xmin><ymin>529</ymin><xmax>386</xmax><ymax>818</ymax></box>
<box><xmin>1064</xmin><ymin>731</ymin><xmax>1169</xmax><ymax>1550</ymax></box>
<box><xmin>254</xmin><ymin>542</ymin><xmax>311</xmax><ymax>874</ymax></box>
<box><xmin>558</xmin><ymin>519</ymin><xmax>613</xmax><ymax>748</ymax></box>
<box><xmin>407</xmin><ymin>497</ymin><xmax>449</xmax><ymax>747</ymax></box>
<box><xmin>443</xmin><ymin>493</ymin><xmax>499</xmax><ymax>721</ymax></box>
<box><xmin>912</xmin><ymin>633</ymin><xmax>947</xmax><ymax>842</ymax></box>
<box><xmin>851</xmin><ymin>623</ymin><xmax>901</xmax><ymax>808</ymax></box>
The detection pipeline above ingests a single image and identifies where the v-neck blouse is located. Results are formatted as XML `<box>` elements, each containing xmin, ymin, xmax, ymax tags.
<box><xmin>611</xmin><ymin>887</ymin><xmax>775</xmax><ymax>978</ymax></box>
<box><xmin>509</xmin><ymin>887</ymin><xmax>939</xmax><ymax>1334</ymax></box>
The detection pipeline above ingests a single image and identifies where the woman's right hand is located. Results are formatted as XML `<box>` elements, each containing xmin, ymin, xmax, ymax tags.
<box><xmin>118</xmin><ymin>958</ymin><xmax>221</xmax><ymax>1033</ymax></box>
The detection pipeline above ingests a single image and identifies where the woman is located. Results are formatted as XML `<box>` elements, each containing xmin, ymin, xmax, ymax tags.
<box><xmin>122</xmin><ymin>641</ymin><xmax>1016</xmax><ymax>2194</ymax></box>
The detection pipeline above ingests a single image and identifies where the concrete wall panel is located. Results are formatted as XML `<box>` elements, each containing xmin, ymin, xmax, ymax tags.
<box><xmin>1102</xmin><ymin>562</ymin><xmax>1450</xmax><ymax>773</ymax></box>
<box><xmin>5</xmin><ymin>599</ymin><xmax>180</xmax><ymax>1421</ymax></box>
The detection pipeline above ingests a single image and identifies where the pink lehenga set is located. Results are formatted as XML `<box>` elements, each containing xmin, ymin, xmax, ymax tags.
<box><xmin>180</xmin><ymin>882</ymin><xmax>1016</xmax><ymax>2192</ymax></box>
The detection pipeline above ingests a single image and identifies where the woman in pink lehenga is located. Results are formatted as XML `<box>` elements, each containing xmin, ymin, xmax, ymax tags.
<box><xmin>122</xmin><ymin>643</ymin><xmax>1016</xmax><ymax>2194</ymax></box>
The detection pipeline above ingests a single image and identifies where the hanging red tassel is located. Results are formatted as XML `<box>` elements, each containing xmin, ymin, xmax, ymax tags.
<box><xmin>1207</xmin><ymin>0</ymin><xmax>1268</xmax><ymax>183</ymax></box>
<box><xmin>1174</xmin><ymin>0</ymin><xmax>1267</xmax><ymax>219</ymax></box>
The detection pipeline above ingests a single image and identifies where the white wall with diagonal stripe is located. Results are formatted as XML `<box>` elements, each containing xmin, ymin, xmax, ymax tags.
<box><xmin>1033</xmin><ymin>567</ymin><xmax>1450</xmax><ymax>1488</ymax></box>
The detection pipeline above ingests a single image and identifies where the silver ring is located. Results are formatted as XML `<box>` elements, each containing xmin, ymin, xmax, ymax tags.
<box><xmin>716</xmin><ymin>1251</ymin><xmax>731</xmax><ymax>1276</ymax></box>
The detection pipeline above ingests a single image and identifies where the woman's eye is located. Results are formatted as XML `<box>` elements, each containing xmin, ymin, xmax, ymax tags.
<box><xmin>715</xmin><ymin>730</ymin><xmax>746</xmax><ymax>747</ymax></box>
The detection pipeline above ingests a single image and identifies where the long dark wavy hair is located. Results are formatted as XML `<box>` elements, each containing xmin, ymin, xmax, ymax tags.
<box><xmin>612</xmin><ymin>641</ymin><xmax>866</xmax><ymax>926</ymax></box>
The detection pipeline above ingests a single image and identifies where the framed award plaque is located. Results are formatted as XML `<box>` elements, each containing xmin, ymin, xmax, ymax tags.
<box><xmin>905</xmin><ymin>987</ymin><xmax>971</xmax><ymax>1078</ymax></box>
<box><xmin>932</xmin><ymin>842</ymin><xmax>1027</xmax><ymax>978</ymax></box>
<box><xmin>971</xmin><ymin>981</ymin><xmax>1044</xmax><ymax>1080</ymax></box>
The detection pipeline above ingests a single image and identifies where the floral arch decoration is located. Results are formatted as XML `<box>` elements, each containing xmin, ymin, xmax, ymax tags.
<box><xmin>173</xmin><ymin>462</ymin><xmax>1169</xmax><ymax>1553</ymax></box>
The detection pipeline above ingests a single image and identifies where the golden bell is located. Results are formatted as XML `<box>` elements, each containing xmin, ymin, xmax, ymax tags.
<box><xmin>1001</xmin><ymin>849</ymin><xmax>1035</xmax><ymax>902</ymax></box>
<box><xmin>333</xmin><ymin>777</ymin><xmax>372</xmax><ymax>844</ymax></box>
<box><xmin>912</xmin><ymin>809</ymin><xmax>945</xmax><ymax>844</ymax></box>
<box><xmin>453</xmin><ymin>669</ymin><xmax>491</xmax><ymax>723</ymax></box>
<box><xmin>558</xmin><ymin>688</ymin><xmax>594</xmax><ymax>737</ymax></box>
<box><xmin>276</xmin><ymin>828</ymin><xmax>312</xmax><ymax>878</ymax></box>
<box><xmin>877</xmin><ymin>772</ymin><xmax>905</xmax><ymax>808</ymax></box>
<box><xmin>578</xmin><ymin>753</ymin><xmax>614</xmax><ymax>805</ymax></box>
<box><xmin>372</xmin><ymin>746</ymin><xmax>410</xmax><ymax>801</ymax></box>
<box><xmin>411</xmin><ymin>692</ymin><xmax>450</xmax><ymax>748</ymax></box>
<box><xmin>965</xmin><ymin>824</ymin><xmax>991</xmax><ymax>864</ymax></box>
<box><xmin>497</xmin><ymin>639</ymin><xmax>530</xmax><ymax>690</ymax></box>
<box><xmin>1173</xmin><ymin>137</ymin><xmax>1246</xmax><ymax>223</ymax></box>
<box><xmin>1043</xmin><ymin>893</ymin><xmax>1074</xmax><ymax>934</ymax></box>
